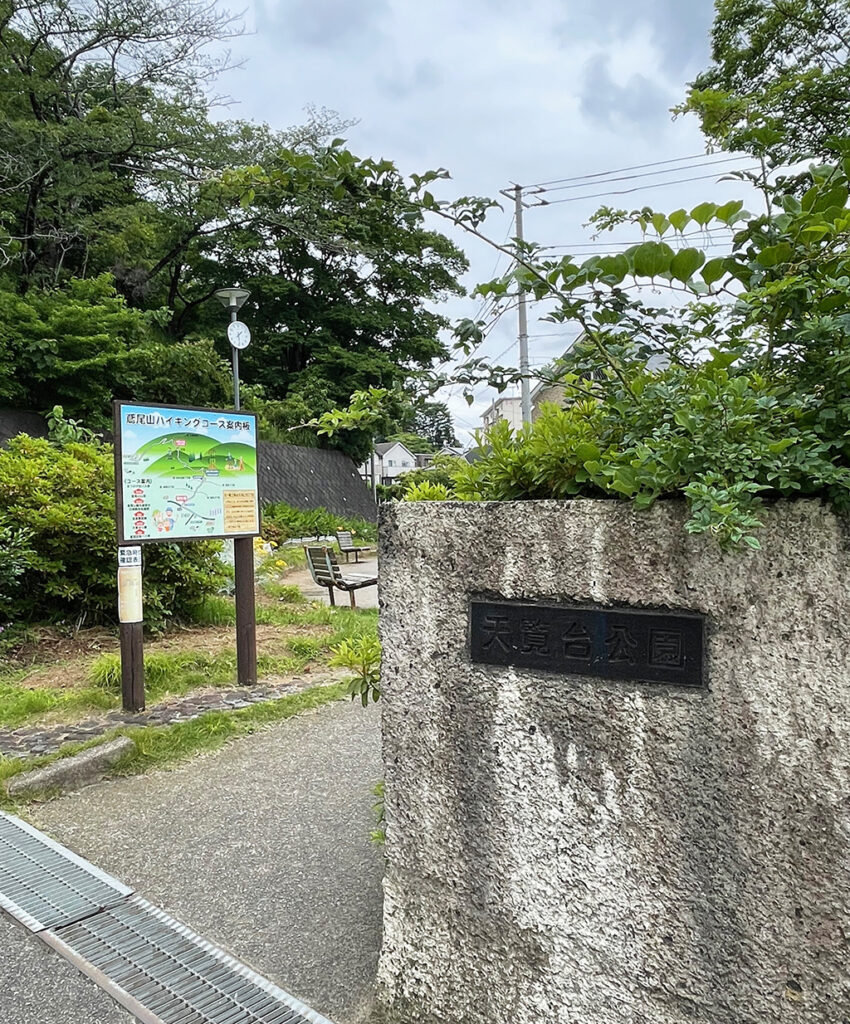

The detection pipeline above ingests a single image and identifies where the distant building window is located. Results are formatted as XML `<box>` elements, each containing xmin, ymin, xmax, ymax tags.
<box><xmin>387</xmin><ymin>459</ymin><xmax>394</xmax><ymax>467</ymax></box>
<box><xmin>402</xmin><ymin>461</ymin><xmax>410</xmax><ymax>467</ymax></box>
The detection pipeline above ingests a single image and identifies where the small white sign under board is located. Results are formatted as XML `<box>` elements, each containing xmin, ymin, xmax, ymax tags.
<box><xmin>118</xmin><ymin>546</ymin><xmax>142</xmax><ymax>568</ymax></box>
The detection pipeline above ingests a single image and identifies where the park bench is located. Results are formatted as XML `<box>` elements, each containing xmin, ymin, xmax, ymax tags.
<box><xmin>335</xmin><ymin>530</ymin><xmax>373</xmax><ymax>563</ymax></box>
<box><xmin>304</xmin><ymin>546</ymin><xmax>377</xmax><ymax>607</ymax></box>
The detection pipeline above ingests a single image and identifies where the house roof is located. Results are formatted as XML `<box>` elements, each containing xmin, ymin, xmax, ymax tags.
<box><xmin>374</xmin><ymin>440</ymin><xmax>415</xmax><ymax>458</ymax></box>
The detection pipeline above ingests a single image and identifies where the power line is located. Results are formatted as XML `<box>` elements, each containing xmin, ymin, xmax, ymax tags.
<box><xmin>544</xmin><ymin>241</ymin><xmax>733</xmax><ymax>255</ymax></box>
<box><xmin>534</xmin><ymin>156</ymin><xmax>751</xmax><ymax>195</ymax></box>
<box><xmin>526</xmin><ymin>152</ymin><xmax>743</xmax><ymax>190</ymax></box>
<box><xmin>531</xmin><ymin>167</ymin><xmax>761</xmax><ymax>206</ymax></box>
<box><xmin>540</xmin><ymin>226</ymin><xmax>734</xmax><ymax>250</ymax></box>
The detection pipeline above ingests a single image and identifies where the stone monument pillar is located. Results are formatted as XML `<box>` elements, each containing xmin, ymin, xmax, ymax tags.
<box><xmin>376</xmin><ymin>499</ymin><xmax>850</xmax><ymax>1024</ymax></box>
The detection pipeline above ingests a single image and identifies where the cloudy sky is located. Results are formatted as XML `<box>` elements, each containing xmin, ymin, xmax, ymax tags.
<box><xmin>214</xmin><ymin>0</ymin><xmax>756</xmax><ymax>443</ymax></box>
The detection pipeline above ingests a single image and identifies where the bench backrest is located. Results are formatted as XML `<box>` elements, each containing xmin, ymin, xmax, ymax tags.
<box><xmin>304</xmin><ymin>546</ymin><xmax>342</xmax><ymax>587</ymax></box>
<box><xmin>336</xmin><ymin>530</ymin><xmax>355</xmax><ymax>549</ymax></box>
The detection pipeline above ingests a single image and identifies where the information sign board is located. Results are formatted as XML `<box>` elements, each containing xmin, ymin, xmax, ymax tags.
<box><xmin>114</xmin><ymin>402</ymin><xmax>260</xmax><ymax>543</ymax></box>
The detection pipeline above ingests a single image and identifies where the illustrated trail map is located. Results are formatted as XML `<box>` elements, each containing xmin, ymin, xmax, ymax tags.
<box><xmin>115</xmin><ymin>403</ymin><xmax>260</xmax><ymax>543</ymax></box>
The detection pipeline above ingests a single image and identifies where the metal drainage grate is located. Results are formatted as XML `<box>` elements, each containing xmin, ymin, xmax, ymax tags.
<box><xmin>45</xmin><ymin>896</ymin><xmax>334</xmax><ymax>1024</ymax></box>
<box><xmin>0</xmin><ymin>813</ymin><xmax>335</xmax><ymax>1024</ymax></box>
<box><xmin>0</xmin><ymin>811</ymin><xmax>132</xmax><ymax>931</ymax></box>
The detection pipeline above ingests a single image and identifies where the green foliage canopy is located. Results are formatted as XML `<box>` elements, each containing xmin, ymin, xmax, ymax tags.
<box><xmin>681</xmin><ymin>0</ymin><xmax>850</xmax><ymax>160</ymax></box>
<box><xmin>401</xmin><ymin>155</ymin><xmax>850</xmax><ymax>547</ymax></box>
<box><xmin>0</xmin><ymin>1</ymin><xmax>468</xmax><ymax>457</ymax></box>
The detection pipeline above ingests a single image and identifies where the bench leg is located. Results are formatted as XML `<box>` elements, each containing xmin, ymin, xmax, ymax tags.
<box><xmin>328</xmin><ymin>586</ymin><xmax>335</xmax><ymax>606</ymax></box>
<box><xmin>349</xmin><ymin>590</ymin><xmax>356</xmax><ymax>608</ymax></box>
<box><xmin>354</xmin><ymin>551</ymin><xmax>361</xmax><ymax>563</ymax></box>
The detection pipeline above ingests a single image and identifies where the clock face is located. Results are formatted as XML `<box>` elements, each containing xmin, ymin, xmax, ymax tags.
<box><xmin>227</xmin><ymin>320</ymin><xmax>252</xmax><ymax>350</ymax></box>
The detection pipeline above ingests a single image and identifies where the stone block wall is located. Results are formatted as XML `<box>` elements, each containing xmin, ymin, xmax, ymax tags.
<box><xmin>376</xmin><ymin>499</ymin><xmax>850</xmax><ymax>1024</ymax></box>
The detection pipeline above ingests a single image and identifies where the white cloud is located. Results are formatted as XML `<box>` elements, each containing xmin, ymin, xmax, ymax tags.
<box><xmin>212</xmin><ymin>0</ymin><xmax>752</xmax><ymax>445</ymax></box>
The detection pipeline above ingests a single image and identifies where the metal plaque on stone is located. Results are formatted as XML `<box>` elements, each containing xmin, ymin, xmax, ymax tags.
<box><xmin>470</xmin><ymin>599</ymin><xmax>705</xmax><ymax>687</ymax></box>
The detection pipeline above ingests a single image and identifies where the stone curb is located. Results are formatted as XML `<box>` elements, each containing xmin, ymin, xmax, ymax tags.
<box><xmin>0</xmin><ymin>674</ymin><xmax>347</xmax><ymax>762</ymax></box>
<box><xmin>5</xmin><ymin>736</ymin><xmax>136</xmax><ymax>798</ymax></box>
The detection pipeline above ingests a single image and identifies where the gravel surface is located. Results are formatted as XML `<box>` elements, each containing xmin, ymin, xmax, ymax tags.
<box><xmin>31</xmin><ymin>698</ymin><xmax>384</xmax><ymax>1024</ymax></box>
<box><xmin>0</xmin><ymin>915</ymin><xmax>132</xmax><ymax>1024</ymax></box>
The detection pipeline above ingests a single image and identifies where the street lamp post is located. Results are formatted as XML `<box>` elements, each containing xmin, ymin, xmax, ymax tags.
<box><xmin>214</xmin><ymin>286</ymin><xmax>251</xmax><ymax>411</ymax></box>
<box><xmin>214</xmin><ymin>286</ymin><xmax>257</xmax><ymax>687</ymax></box>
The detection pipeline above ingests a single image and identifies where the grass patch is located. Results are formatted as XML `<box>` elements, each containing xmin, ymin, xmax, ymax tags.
<box><xmin>259</xmin><ymin>581</ymin><xmax>306</xmax><ymax>603</ymax></box>
<box><xmin>0</xmin><ymin>678</ymin><xmax>114</xmax><ymax>729</ymax></box>
<box><xmin>0</xmin><ymin>603</ymin><xmax>377</xmax><ymax>731</ymax></box>
<box><xmin>184</xmin><ymin>595</ymin><xmax>237</xmax><ymax>626</ymax></box>
<box><xmin>110</xmin><ymin>680</ymin><xmax>350</xmax><ymax>775</ymax></box>
<box><xmin>89</xmin><ymin>648</ymin><xmax>313</xmax><ymax>700</ymax></box>
<box><xmin>0</xmin><ymin>679</ymin><xmax>354</xmax><ymax>810</ymax></box>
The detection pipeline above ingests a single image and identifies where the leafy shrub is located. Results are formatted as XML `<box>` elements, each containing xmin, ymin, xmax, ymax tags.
<box><xmin>262</xmin><ymin>502</ymin><xmax>376</xmax><ymax>543</ymax></box>
<box><xmin>419</xmin><ymin>159</ymin><xmax>850</xmax><ymax>548</ymax></box>
<box><xmin>378</xmin><ymin>459</ymin><xmax>456</xmax><ymax>500</ymax></box>
<box><xmin>0</xmin><ymin>433</ymin><xmax>228</xmax><ymax>627</ymax></box>
<box><xmin>329</xmin><ymin>634</ymin><xmax>381</xmax><ymax>706</ymax></box>
<box><xmin>403</xmin><ymin>480</ymin><xmax>452</xmax><ymax>502</ymax></box>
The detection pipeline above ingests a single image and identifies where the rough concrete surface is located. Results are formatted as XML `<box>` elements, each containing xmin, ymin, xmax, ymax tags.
<box><xmin>0</xmin><ymin>914</ymin><xmax>131</xmax><ymax>1024</ymax></box>
<box><xmin>31</xmin><ymin>699</ymin><xmax>383</xmax><ymax>1024</ymax></box>
<box><xmin>5</xmin><ymin>736</ymin><xmax>134</xmax><ymax>796</ymax></box>
<box><xmin>376</xmin><ymin>499</ymin><xmax>850</xmax><ymax>1024</ymax></box>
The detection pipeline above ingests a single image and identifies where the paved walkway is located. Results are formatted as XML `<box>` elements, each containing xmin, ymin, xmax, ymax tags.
<box><xmin>0</xmin><ymin>914</ymin><xmax>132</xmax><ymax>1023</ymax></box>
<box><xmin>29</xmin><ymin>698</ymin><xmax>384</xmax><ymax>1024</ymax></box>
<box><xmin>0</xmin><ymin>673</ymin><xmax>345</xmax><ymax>760</ymax></box>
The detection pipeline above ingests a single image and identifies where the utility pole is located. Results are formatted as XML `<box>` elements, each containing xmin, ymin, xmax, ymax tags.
<box><xmin>513</xmin><ymin>184</ymin><xmax>532</xmax><ymax>425</ymax></box>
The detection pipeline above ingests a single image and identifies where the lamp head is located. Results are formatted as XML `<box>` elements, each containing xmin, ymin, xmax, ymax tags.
<box><xmin>213</xmin><ymin>286</ymin><xmax>251</xmax><ymax>310</ymax></box>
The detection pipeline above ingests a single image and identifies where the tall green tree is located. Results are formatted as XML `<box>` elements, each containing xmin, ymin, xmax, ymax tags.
<box><xmin>0</xmin><ymin>1</ymin><xmax>468</xmax><ymax>457</ymax></box>
<box><xmin>0</xmin><ymin>0</ymin><xmax>240</xmax><ymax>292</ymax></box>
<box><xmin>414</xmin><ymin>401</ymin><xmax>459</xmax><ymax>448</ymax></box>
<box><xmin>681</xmin><ymin>0</ymin><xmax>850</xmax><ymax>159</ymax></box>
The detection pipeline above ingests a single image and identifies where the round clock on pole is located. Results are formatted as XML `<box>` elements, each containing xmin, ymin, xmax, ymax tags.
<box><xmin>227</xmin><ymin>320</ymin><xmax>251</xmax><ymax>350</ymax></box>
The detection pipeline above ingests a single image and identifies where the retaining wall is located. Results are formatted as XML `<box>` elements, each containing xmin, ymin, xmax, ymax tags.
<box><xmin>376</xmin><ymin>499</ymin><xmax>850</xmax><ymax>1024</ymax></box>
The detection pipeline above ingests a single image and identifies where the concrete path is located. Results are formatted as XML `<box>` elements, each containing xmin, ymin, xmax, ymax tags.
<box><xmin>29</xmin><ymin>698</ymin><xmax>384</xmax><ymax>1024</ymax></box>
<box><xmin>0</xmin><ymin>914</ymin><xmax>132</xmax><ymax>1024</ymax></box>
<box><xmin>288</xmin><ymin>554</ymin><xmax>379</xmax><ymax>609</ymax></box>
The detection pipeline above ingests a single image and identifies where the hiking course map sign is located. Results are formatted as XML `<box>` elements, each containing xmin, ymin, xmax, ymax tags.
<box><xmin>114</xmin><ymin>402</ymin><xmax>260</xmax><ymax>544</ymax></box>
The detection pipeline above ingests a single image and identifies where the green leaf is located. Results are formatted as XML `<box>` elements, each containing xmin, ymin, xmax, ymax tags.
<box><xmin>707</xmin><ymin>347</ymin><xmax>738</xmax><ymax>369</ymax></box>
<box><xmin>669</xmin><ymin>248</ymin><xmax>705</xmax><ymax>283</ymax></box>
<box><xmin>715</xmin><ymin>199</ymin><xmax>744</xmax><ymax>224</ymax></box>
<box><xmin>650</xmin><ymin>213</ymin><xmax>670</xmax><ymax>235</ymax></box>
<box><xmin>631</xmin><ymin>241</ymin><xmax>674</xmax><ymax>278</ymax></box>
<box><xmin>575</xmin><ymin>442</ymin><xmax>601</xmax><ymax>462</ymax></box>
<box><xmin>668</xmin><ymin>208</ymin><xmax>690</xmax><ymax>232</ymax></box>
<box><xmin>595</xmin><ymin>253</ymin><xmax>629</xmax><ymax>283</ymax></box>
<box><xmin>757</xmin><ymin>242</ymin><xmax>793</xmax><ymax>268</ymax></box>
<box><xmin>702</xmin><ymin>258</ymin><xmax>726</xmax><ymax>286</ymax></box>
<box><xmin>690</xmin><ymin>202</ymin><xmax>718</xmax><ymax>227</ymax></box>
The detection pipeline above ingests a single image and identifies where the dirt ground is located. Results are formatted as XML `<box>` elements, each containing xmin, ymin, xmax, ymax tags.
<box><xmin>5</xmin><ymin>621</ymin><xmax>333</xmax><ymax>692</ymax></box>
